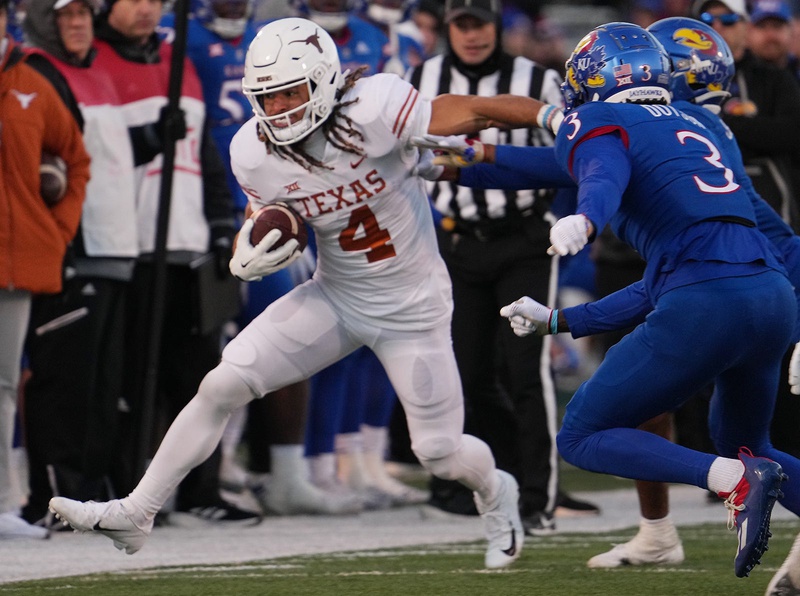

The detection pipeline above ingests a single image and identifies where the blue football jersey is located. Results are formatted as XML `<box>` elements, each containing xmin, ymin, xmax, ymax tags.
<box><xmin>335</xmin><ymin>16</ymin><xmax>390</xmax><ymax>75</ymax></box>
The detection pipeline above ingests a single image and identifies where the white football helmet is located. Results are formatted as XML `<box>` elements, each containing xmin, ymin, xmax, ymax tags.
<box><xmin>243</xmin><ymin>18</ymin><xmax>343</xmax><ymax>145</ymax></box>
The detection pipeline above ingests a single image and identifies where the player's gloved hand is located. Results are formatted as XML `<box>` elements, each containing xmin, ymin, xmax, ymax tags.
<box><xmin>229</xmin><ymin>219</ymin><xmax>300</xmax><ymax>282</ymax></box>
<box><xmin>412</xmin><ymin>149</ymin><xmax>445</xmax><ymax>181</ymax></box>
<box><xmin>499</xmin><ymin>297</ymin><xmax>558</xmax><ymax>337</ymax></box>
<box><xmin>548</xmin><ymin>214</ymin><xmax>591</xmax><ymax>256</ymax></box>
<box><xmin>790</xmin><ymin>341</ymin><xmax>800</xmax><ymax>395</ymax></box>
<box><xmin>410</xmin><ymin>135</ymin><xmax>485</xmax><ymax>168</ymax></box>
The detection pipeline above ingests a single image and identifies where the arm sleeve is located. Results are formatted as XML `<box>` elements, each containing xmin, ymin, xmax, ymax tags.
<box><xmin>571</xmin><ymin>133</ymin><xmax>631</xmax><ymax>236</ymax></box>
<box><xmin>563</xmin><ymin>280</ymin><xmax>651</xmax><ymax>338</ymax></box>
<box><xmin>459</xmin><ymin>146</ymin><xmax>574</xmax><ymax>190</ymax></box>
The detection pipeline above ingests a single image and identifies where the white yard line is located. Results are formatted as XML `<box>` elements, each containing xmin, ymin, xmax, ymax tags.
<box><xmin>0</xmin><ymin>486</ymin><xmax>796</xmax><ymax>584</ymax></box>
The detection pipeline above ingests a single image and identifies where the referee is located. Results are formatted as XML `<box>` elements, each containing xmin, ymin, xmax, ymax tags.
<box><xmin>406</xmin><ymin>0</ymin><xmax>597</xmax><ymax>534</ymax></box>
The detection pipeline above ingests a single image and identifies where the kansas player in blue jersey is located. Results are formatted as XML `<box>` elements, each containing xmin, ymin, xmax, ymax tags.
<box><xmin>419</xmin><ymin>21</ymin><xmax>800</xmax><ymax>579</ymax></box>
<box><xmin>293</xmin><ymin>0</ymin><xmax>389</xmax><ymax>75</ymax></box>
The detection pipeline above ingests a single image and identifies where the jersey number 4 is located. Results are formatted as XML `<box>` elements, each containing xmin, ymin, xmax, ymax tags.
<box><xmin>339</xmin><ymin>205</ymin><xmax>397</xmax><ymax>263</ymax></box>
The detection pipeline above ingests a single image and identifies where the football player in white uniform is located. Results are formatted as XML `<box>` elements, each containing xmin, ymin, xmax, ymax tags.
<box><xmin>48</xmin><ymin>16</ymin><xmax>559</xmax><ymax>570</ymax></box>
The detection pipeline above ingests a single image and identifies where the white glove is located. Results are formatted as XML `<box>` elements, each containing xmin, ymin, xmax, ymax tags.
<box><xmin>410</xmin><ymin>134</ymin><xmax>485</xmax><ymax>168</ymax></box>
<box><xmin>790</xmin><ymin>341</ymin><xmax>800</xmax><ymax>395</ymax></box>
<box><xmin>412</xmin><ymin>149</ymin><xmax>445</xmax><ymax>181</ymax></box>
<box><xmin>548</xmin><ymin>214</ymin><xmax>591</xmax><ymax>256</ymax></box>
<box><xmin>499</xmin><ymin>296</ymin><xmax>556</xmax><ymax>337</ymax></box>
<box><xmin>229</xmin><ymin>219</ymin><xmax>300</xmax><ymax>282</ymax></box>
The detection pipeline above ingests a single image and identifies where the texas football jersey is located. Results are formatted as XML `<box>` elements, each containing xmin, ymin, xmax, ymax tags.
<box><xmin>230</xmin><ymin>73</ymin><xmax>451</xmax><ymax>329</ymax></box>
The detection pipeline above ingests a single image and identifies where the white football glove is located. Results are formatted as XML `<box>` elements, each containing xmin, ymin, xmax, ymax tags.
<box><xmin>790</xmin><ymin>341</ymin><xmax>800</xmax><ymax>395</ymax></box>
<box><xmin>499</xmin><ymin>296</ymin><xmax>556</xmax><ymax>337</ymax></box>
<box><xmin>548</xmin><ymin>214</ymin><xmax>591</xmax><ymax>256</ymax></box>
<box><xmin>412</xmin><ymin>149</ymin><xmax>445</xmax><ymax>181</ymax></box>
<box><xmin>229</xmin><ymin>219</ymin><xmax>300</xmax><ymax>282</ymax></box>
<box><xmin>410</xmin><ymin>134</ymin><xmax>485</xmax><ymax>168</ymax></box>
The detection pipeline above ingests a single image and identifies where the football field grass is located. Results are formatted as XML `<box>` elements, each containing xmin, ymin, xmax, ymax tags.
<box><xmin>2</xmin><ymin>519</ymin><xmax>795</xmax><ymax>595</ymax></box>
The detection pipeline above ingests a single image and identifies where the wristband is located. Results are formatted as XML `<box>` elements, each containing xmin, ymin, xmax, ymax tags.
<box><xmin>536</xmin><ymin>105</ymin><xmax>564</xmax><ymax>135</ymax></box>
<box><xmin>550</xmin><ymin>309</ymin><xmax>559</xmax><ymax>335</ymax></box>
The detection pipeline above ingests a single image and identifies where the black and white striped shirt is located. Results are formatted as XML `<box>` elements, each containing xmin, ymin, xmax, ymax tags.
<box><xmin>407</xmin><ymin>52</ymin><xmax>563</xmax><ymax>225</ymax></box>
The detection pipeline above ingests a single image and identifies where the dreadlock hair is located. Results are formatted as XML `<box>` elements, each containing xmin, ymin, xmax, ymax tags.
<box><xmin>259</xmin><ymin>66</ymin><xmax>369</xmax><ymax>172</ymax></box>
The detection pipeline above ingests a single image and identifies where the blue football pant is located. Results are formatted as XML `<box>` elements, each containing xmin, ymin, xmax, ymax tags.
<box><xmin>558</xmin><ymin>271</ymin><xmax>800</xmax><ymax>515</ymax></box>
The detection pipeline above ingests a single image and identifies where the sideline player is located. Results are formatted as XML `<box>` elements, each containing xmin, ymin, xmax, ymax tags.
<box><xmin>47</xmin><ymin>16</ymin><xmax>565</xmax><ymax>570</ymax></box>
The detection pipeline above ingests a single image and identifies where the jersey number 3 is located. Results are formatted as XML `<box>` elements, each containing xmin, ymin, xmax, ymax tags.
<box><xmin>339</xmin><ymin>205</ymin><xmax>397</xmax><ymax>263</ymax></box>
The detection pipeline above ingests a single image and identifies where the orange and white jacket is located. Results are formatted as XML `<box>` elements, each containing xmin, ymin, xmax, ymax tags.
<box><xmin>0</xmin><ymin>37</ymin><xmax>90</xmax><ymax>294</ymax></box>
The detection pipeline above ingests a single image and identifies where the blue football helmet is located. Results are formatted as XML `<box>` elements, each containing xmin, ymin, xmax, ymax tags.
<box><xmin>192</xmin><ymin>0</ymin><xmax>253</xmax><ymax>38</ymax></box>
<box><xmin>647</xmin><ymin>17</ymin><xmax>734</xmax><ymax>109</ymax></box>
<box><xmin>562</xmin><ymin>22</ymin><xmax>672</xmax><ymax>112</ymax></box>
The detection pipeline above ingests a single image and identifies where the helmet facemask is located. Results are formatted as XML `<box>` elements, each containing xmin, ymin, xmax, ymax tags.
<box><xmin>243</xmin><ymin>18</ymin><xmax>343</xmax><ymax>145</ymax></box>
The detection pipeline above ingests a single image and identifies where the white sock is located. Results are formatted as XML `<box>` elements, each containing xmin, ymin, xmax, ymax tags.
<box><xmin>638</xmin><ymin>515</ymin><xmax>679</xmax><ymax>544</ymax></box>
<box><xmin>361</xmin><ymin>424</ymin><xmax>387</xmax><ymax>456</ymax></box>
<box><xmin>707</xmin><ymin>457</ymin><xmax>745</xmax><ymax>494</ymax></box>
<box><xmin>270</xmin><ymin>444</ymin><xmax>310</xmax><ymax>483</ymax></box>
<box><xmin>308</xmin><ymin>453</ymin><xmax>337</xmax><ymax>486</ymax></box>
<box><xmin>334</xmin><ymin>432</ymin><xmax>362</xmax><ymax>454</ymax></box>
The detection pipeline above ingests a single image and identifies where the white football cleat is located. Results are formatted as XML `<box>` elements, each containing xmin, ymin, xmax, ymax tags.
<box><xmin>48</xmin><ymin>497</ymin><xmax>152</xmax><ymax>554</ymax></box>
<box><xmin>765</xmin><ymin>531</ymin><xmax>800</xmax><ymax>596</ymax></box>
<box><xmin>475</xmin><ymin>470</ymin><xmax>524</xmax><ymax>569</ymax></box>
<box><xmin>587</xmin><ymin>532</ymin><xmax>684</xmax><ymax>568</ymax></box>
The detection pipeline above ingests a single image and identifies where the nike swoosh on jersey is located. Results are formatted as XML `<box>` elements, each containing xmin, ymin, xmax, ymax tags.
<box><xmin>350</xmin><ymin>155</ymin><xmax>366</xmax><ymax>168</ymax></box>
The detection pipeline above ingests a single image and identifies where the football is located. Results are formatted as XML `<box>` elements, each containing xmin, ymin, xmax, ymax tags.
<box><xmin>40</xmin><ymin>152</ymin><xmax>67</xmax><ymax>207</ymax></box>
<box><xmin>250</xmin><ymin>202</ymin><xmax>308</xmax><ymax>252</ymax></box>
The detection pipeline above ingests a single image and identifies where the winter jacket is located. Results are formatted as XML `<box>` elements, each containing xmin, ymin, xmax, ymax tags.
<box><xmin>0</xmin><ymin>37</ymin><xmax>90</xmax><ymax>293</ymax></box>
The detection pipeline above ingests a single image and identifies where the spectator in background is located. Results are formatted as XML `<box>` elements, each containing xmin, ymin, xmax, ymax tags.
<box><xmin>0</xmin><ymin>0</ymin><xmax>90</xmax><ymax>538</ymax></box>
<box><xmin>20</xmin><ymin>0</ymin><xmax>162</xmax><ymax>526</ymax></box>
<box><xmin>91</xmin><ymin>0</ymin><xmax>257</xmax><ymax>525</ymax></box>
<box><xmin>412</xmin><ymin>0</ymin><xmax>444</xmax><ymax>59</ymax></box>
<box><xmin>748</xmin><ymin>0</ymin><xmax>800</xmax><ymax>77</ymax></box>
<box><xmin>407</xmin><ymin>0</ymin><xmax>599</xmax><ymax>535</ymax></box>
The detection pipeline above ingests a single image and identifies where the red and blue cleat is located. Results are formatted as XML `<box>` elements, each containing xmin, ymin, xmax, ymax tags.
<box><xmin>719</xmin><ymin>448</ymin><xmax>787</xmax><ymax>578</ymax></box>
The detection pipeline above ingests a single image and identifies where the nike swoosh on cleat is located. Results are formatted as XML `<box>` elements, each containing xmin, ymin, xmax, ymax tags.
<box><xmin>93</xmin><ymin>522</ymin><xmax>125</xmax><ymax>532</ymax></box>
<box><xmin>501</xmin><ymin>526</ymin><xmax>517</xmax><ymax>557</ymax></box>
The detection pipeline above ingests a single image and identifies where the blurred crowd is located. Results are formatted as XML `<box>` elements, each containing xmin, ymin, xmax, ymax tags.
<box><xmin>3</xmin><ymin>0</ymin><xmax>800</xmax><ymax>566</ymax></box>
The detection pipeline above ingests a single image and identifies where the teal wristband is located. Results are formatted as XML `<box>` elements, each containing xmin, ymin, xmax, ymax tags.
<box><xmin>550</xmin><ymin>309</ymin><xmax>559</xmax><ymax>335</ymax></box>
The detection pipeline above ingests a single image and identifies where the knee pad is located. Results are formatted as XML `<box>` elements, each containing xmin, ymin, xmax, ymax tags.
<box><xmin>197</xmin><ymin>362</ymin><xmax>257</xmax><ymax>412</ymax></box>
<box><xmin>412</xmin><ymin>436</ymin><xmax>458</xmax><ymax>479</ymax></box>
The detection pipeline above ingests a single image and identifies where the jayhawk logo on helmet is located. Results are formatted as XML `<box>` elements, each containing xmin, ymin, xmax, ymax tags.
<box><xmin>568</xmin><ymin>31</ymin><xmax>608</xmax><ymax>91</ymax></box>
<box><xmin>671</xmin><ymin>27</ymin><xmax>727</xmax><ymax>89</ymax></box>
